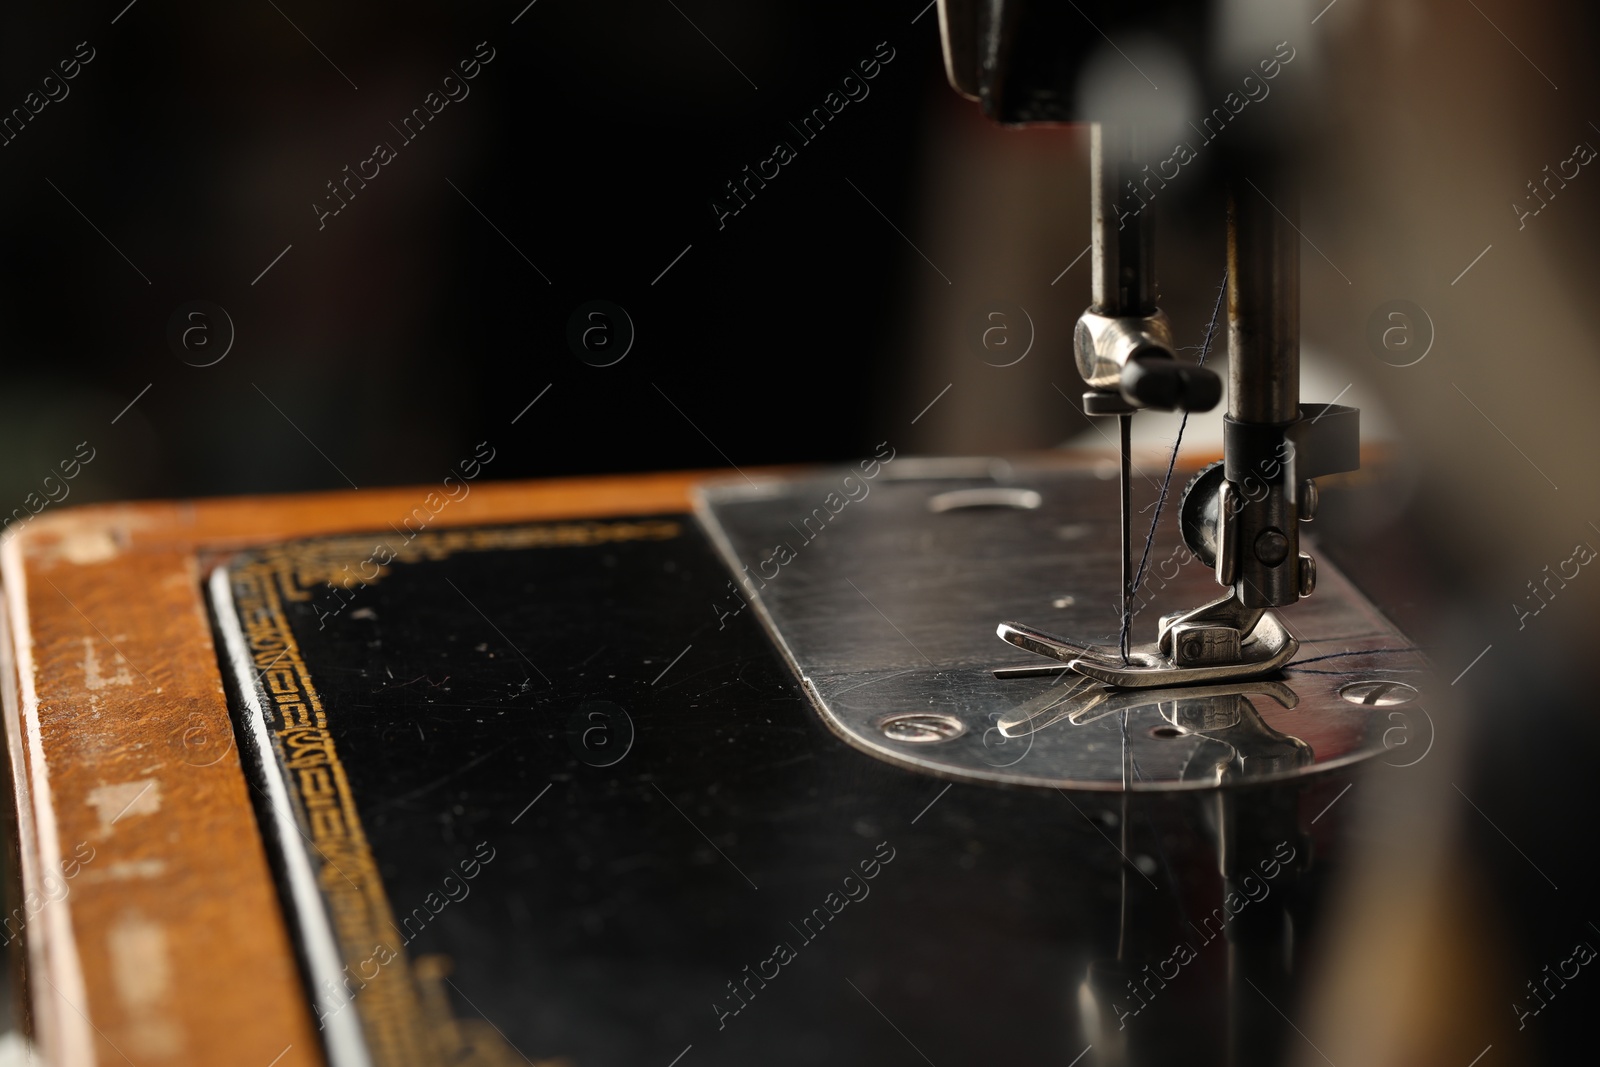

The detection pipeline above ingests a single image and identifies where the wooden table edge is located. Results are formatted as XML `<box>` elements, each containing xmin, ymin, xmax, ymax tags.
<box><xmin>0</xmin><ymin>468</ymin><xmax>721</xmax><ymax>1066</ymax></box>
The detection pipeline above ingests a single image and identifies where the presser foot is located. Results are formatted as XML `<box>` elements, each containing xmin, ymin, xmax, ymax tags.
<box><xmin>994</xmin><ymin>593</ymin><xmax>1299</xmax><ymax>689</ymax></box>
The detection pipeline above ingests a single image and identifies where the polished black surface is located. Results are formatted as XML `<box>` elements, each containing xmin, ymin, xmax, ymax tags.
<box><xmin>219</xmin><ymin>516</ymin><xmax>1361</xmax><ymax>1067</ymax></box>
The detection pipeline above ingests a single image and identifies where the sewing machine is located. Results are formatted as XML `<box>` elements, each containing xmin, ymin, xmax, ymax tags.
<box><xmin>685</xmin><ymin>1</ymin><xmax>1399</xmax><ymax>799</ymax></box>
<box><xmin>0</xmin><ymin>4</ymin><xmax>1436</xmax><ymax>1067</ymax></box>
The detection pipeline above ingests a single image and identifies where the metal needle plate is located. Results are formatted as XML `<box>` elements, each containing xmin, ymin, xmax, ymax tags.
<box><xmin>694</xmin><ymin>458</ymin><xmax>1430</xmax><ymax>791</ymax></box>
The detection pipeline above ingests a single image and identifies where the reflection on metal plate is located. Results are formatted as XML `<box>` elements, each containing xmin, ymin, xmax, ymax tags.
<box><xmin>694</xmin><ymin>457</ymin><xmax>1430</xmax><ymax>791</ymax></box>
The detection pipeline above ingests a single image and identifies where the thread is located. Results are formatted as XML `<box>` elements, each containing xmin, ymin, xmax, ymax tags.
<box><xmin>1116</xmin><ymin>269</ymin><xmax>1229</xmax><ymax>656</ymax></box>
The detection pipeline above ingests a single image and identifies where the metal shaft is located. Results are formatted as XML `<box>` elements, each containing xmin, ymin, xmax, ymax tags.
<box><xmin>1095</xmin><ymin>123</ymin><xmax>1152</xmax><ymax>659</ymax></box>
<box><xmin>1227</xmin><ymin>176</ymin><xmax>1299</xmax><ymax>424</ymax></box>
<box><xmin>1091</xmin><ymin>124</ymin><xmax>1156</xmax><ymax>316</ymax></box>
<box><xmin>1225</xmin><ymin>170</ymin><xmax>1301</xmax><ymax>607</ymax></box>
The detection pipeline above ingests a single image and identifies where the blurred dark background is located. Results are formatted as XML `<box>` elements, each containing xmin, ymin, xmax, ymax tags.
<box><xmin>0</xmin><ymin>1</ymin><xmax>953</xmax><ymax>504</ymax></box>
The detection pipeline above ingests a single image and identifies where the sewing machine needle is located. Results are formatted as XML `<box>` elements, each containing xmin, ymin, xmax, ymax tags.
<box><xmin>1119</xmin><ymin>413</ymin><xmax>1132</xmax><ymax>665</ymax></box>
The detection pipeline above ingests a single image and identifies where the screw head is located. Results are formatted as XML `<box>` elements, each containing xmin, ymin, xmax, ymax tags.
<box><xmin>1299</xmin><ymin>479</ymin><xmax>1319</xmax><ymax>521</ymax></box>
<box><xmin>879</xmin><ymin>713</ymin><xmax>967</xmax><ymax>743</ymax></box>
<box><xmin>1338</xmin><ymin>680</ymin><xmax>1418</xmax><ymax>706</ymax></box>
<box><xmin>1298</xmin><ymin>553</ymin><xmax>1317</xmax><ymax>597</ymax></box>
<box><xmin>1255</xmin><ymin>528</ymin><xmax>1290</xmax><ymax>566</ymax></box>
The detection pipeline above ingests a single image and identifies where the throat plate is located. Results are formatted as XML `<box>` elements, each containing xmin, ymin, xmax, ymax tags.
<box><xmin>694</xmin><ymin>457</ymin><xmax>1428</xmax><ymax>791</ymax></box>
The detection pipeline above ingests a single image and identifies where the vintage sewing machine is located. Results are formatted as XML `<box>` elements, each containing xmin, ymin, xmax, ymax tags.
<box><xmin>0</xmin><ymin>4</ymin><xmax>1430</xmax><ymax>1067</ymax></box>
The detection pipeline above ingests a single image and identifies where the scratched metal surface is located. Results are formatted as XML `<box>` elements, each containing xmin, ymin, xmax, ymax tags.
<box><xmin>695</xmin><ymin>459</ymin><xmax>1431</xmax><ymax>790</ymax></box>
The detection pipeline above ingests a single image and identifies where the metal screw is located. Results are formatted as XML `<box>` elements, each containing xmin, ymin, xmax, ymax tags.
<box><xmin>1338</xmin><ymin>680</ymin><xmax>1418</xmax><ymax>706</ymax></box>
<box><xmin>1299</xmin><ymin>479</ymin><xmax>1319</xmax><ymax>521</ymax></box>
<box><xmin>879</xmin><ymin>713</ymin><xmax>967</xmax><ymax>743</ymax></box>
<box><xmin>1298</xmin><ymin>553</ymin><xmax>1317</xmax><ymax>597</ymax></box>
<box><xmin>1255</xmin><ymin>528</ymin><xmax>1290</xmax><ymax>566</ymax></box>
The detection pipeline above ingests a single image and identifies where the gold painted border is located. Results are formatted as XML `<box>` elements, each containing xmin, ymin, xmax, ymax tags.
<box><xmin>229</xmin><ymin>518</ymin><xmax>681</xmax><ymax>1065</ymax></box>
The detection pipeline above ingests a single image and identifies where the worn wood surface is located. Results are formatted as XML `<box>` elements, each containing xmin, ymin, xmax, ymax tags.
<box><xmin>0</xmin><ymin>470</ymin><xmax>707</xmax><ymax>1066</ymax></box>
